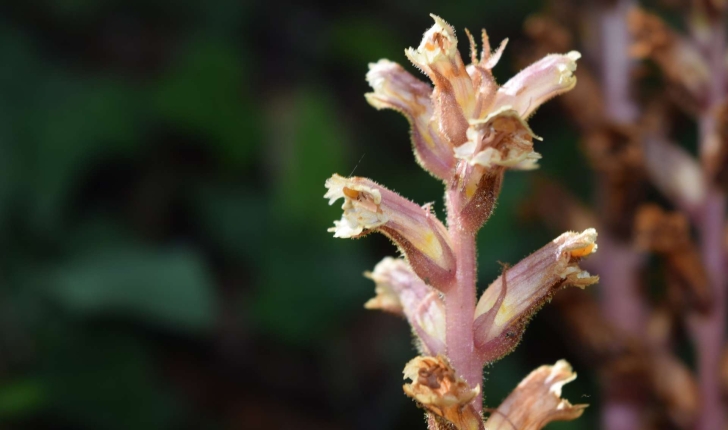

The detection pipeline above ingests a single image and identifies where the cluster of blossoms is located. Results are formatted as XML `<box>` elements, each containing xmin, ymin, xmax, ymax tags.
<box><xmin>324</xmin><ymin>15</ymin><xmax>599</xmax><ymax>430</ymax></box>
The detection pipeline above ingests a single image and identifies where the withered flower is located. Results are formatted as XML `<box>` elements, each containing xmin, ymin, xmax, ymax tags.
<box><xmin>473</xmin><ymin>229</ymin><xmax>599</xmax><ymax>363</ymax></box>
<box><xmin>634</xmin><ymin>204</ymin><xmax>710</xmax><ymax>312</ymax></box>
<box><xmin>629</xmin><ymin>7</ymin><xmax>710</xmax><ymax>103</ymax></box>
<box><xmin>484</xmin><ymin>360</ymin><xmax>587</xmax><ymax>430</ymax></box>
<box><xmin>403</xmin><ymin>356</ymin><xmax>483</xmax><ymax>430</ymax></box>
<box><xmin>364</xmin><ymin>257</ymin><xmax>446</xmax><ymax>355</ymax></box>
<box><xmin>325</xmin><ymin>174</ymin><xmax>456</xmax><ymax>291</ymax></box>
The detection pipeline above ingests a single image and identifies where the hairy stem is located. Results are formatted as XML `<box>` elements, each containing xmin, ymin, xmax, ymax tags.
<box><xmin>445</xmin><ymin>187</ymin><xmax>481</xmax><ymax>414</ymax></box>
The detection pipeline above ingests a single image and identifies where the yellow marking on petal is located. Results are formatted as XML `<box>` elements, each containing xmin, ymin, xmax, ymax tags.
<box><xmin>495</xmin><ymin>301</ymin><xmax>515</xmax><ymax>326</ymax></box>
<box><xmin>411</xmin><ymin>230</ymin><xmax>444</xmax><ymax>266</ymax></box>
<box><xmin>343</xmin><ymin>187</ymin><xmax>360</xmax><ymax>200</ymax></box>
<box><xmin>421</xmin><ymin>128</ymin><xmax>437</xmax><ymax>149</ymax></box>
<box><xmin>465</xmin><ymin>180</ymin><xmax>478</xmax><ymax>199</ymax></box>
<box><xmin>569</xmin><ymin>243</ymin><xmax>596</xmax><ymax>258</ymax></box>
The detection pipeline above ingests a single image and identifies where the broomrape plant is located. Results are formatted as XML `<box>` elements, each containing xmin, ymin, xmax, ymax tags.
<box><xmin>324</xmin><ymin>15</ymin><xmax>599</xmax><ymax>430</ymax></box>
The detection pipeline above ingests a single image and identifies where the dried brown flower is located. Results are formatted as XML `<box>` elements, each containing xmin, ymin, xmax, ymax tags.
<box><xmin>634</xmin><ymin>204</ymin><xmax>711</xmax><ymax>312</ymax></box>
<box><xmin>484</xmin><ymin>360</ymin><xmax>587</xmax><ymax>430</ymax></box>
<box><xmin>629</xmin><ymin>7</ymin><xmax>710</xmax><ymax>103</ymax></box>
<box><xmin>403</xmin><ymin>356</ymin><xmax>483</xmax><ymax>430</ymax></box>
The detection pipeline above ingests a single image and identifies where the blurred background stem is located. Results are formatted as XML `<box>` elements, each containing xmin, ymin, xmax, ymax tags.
<box><xmin>693</xmin><ymin>11</ymin><xmax>727</xmax><ymax>430</ymax></box>
<box><xmin>597</xmin><ymin>1</ymin><xmax>646</xmax><ymax>429</ymax></box>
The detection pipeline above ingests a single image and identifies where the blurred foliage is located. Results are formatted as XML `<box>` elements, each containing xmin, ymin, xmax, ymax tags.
<box><xmin>0</xmin><ymin>0</ymin><xmax>598</xmax><ymax>429</ymax></box>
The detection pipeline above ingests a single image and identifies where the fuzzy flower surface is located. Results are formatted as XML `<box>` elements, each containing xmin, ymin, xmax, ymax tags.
<box><xmin>366</xmin><ymin>14</ymin><xmax>580</xmax><ymax>183</ymax></box>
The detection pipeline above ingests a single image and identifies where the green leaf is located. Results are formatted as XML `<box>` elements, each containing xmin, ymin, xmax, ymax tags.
<box><xmin>192</xmin><ymin>185</ymin><xmax>266</xmax><ymax>263</ymax></box>
<box><xmin>153</xmin><ymin>38</ymin><xmax>258</xmax><ymax>167</ymax></box>
<box><xmin>0</xmin><ymin>378</ymin><xmax>47</xmax><ymax>419</ymax></box>
<box><xmin>24</xmin><ymin>77</ymin><xmax>144</xmax><ymax>237</ymax></box>
<box><xmin>40</xmin><ymin>328</ymin><xmax>176</xmax><ymax>430</ymax></box>
<box><xmin>270</xmin><ymin>88</ymin><xmax>348</xmax><ymax>228</ymax></box>
<box><xmin>47</xmin><ymin>246</ymin><xmax>216</xmax><ymax>333</ymax></box>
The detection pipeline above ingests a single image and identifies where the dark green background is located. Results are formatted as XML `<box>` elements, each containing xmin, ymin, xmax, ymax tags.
<box><xmin>0</xmin><ymin>1</ymin><xmax>604</xmax><ymax>429</ymax></box>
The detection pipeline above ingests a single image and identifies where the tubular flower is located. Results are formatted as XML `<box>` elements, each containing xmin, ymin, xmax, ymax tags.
<box><xmin>366</xmin><ymin>60</ymin><xmax>456</xmax><ymax>180</ymax></box>
<box><xmin>403</xmin><ymin>356</ymin><xmax>483</xmax><ymax>430</ymax></box>
<box><xmin>325</xmin><ymin>174</ymin><xmax>456</xmax><ymax>291</ymax></box>
<box><xmin>366</xmin><ymin>14</ymin><xmax>580</xmax><ymax>227</ymax></box>
<box><xmin>366</xmin><ymin>14</ymin><xmax>579</xmax><ymax>175</ymax></box>
<box><xmin>364</xmin><ymin>257</ymin><xmax>446</xmax><ymax>355</ymax></box>
<box><xmin>473</xmin><ymin>229</ymin><xmax>599</xmax><ymax>363</ymax></box>
<box><xmin>484</xmin><ymin>360</ymin><xmax>587</xmax><ymax>430</ymax></box>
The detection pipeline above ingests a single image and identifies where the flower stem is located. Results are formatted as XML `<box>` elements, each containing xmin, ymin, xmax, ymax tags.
<box><xmin>597</xmin><ymin>1</ymin><xmax>646</xmax><ymax>429</ymax></box>
<box><xmin>445</xmin><ymin>186</ymin><xmax>481</xmax><ymax>413</ymax></box>
<box><xmin>692</xmin><ymin>17</ymin><xmax>726</xmax><ymax>429</ymax></box>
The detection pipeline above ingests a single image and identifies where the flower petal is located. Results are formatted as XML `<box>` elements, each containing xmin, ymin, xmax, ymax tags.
<box><xmin>473</xmin><ymin>229</ymin><xmax>599</xmax><ymax>363</ymax></box>
<box><xmin>484</xmin><ymin>360</ymin><xmax>587</xmax><ymax>430</ymax></box>
<box><xmin>364</xmin><ymin>257</ymin><xmax>446</xmax><ymax>355</ymax></box>
<box><xmin>460</xmin><ymin>108</ymin><xmax>542</xmax><ymax>170</ymax></box>
<box><xmin>406</xmin><ymin>14</ymin><xmax>473</xmax><ymax>146</ymax></box>
<box><xmin>449</xmin><ymin>108</ymin><xmax>540</xmax><ymax>231</ymax></box>
<box><xmin>493</xmin><ymin>51</ymin><xmax>580</xmax><ymax>119</ymax></box>
<box><xmin>365</xmin><ymin>60</ymin><xmax>455</xmax><ymax>180</ymax></box>
<box><xmin>325</xmin><ymin>174</ymin><xmax>456</xmax><ymax>291</ymax></box>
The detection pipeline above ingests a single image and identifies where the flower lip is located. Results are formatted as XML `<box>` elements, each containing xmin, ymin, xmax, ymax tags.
<box><xmin>454</xmin><ymin>107</ymin><xmax>542</xmax><ymax>170</ymax></box>
<box><xmin>493</xmin><ymin>51</ymin><xmax>581</xmax><ymax>119</ymax></box>
<box><xmin>325</xmin><ymin>174</ymin><xmax>388</xmax><ymax>238</ymax></box>
<box><xmin>407</xmin><ymin>14</ymin><xmax>459</xmax><ymax>67</ymax></box>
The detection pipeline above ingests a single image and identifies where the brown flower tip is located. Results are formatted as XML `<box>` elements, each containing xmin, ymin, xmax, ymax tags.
<box><xmin>485</xmin><ymin>360</ymin><xmax>587</xmax><ymax>430</ymax></box>
<box><xmin>403</xmin><ymin>356</ymin><xmax>484</xmax><ymax>430</ymax></box>
<box><xmin>364</xmin><ymin>257</ymin><xmax>446</xmax><ymax>355</ymax></box>
<box><xmin>473</xmin><ymin>229</ymin><xmax>599</xmax><ymax>363</ymax></box>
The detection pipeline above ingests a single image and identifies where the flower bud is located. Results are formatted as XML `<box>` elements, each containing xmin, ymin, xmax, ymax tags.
<box><xmin>325</xmin><ymin>174</ymin><xmax>456</xmax><ymax>291</ymax></box>
<box><xmin>365</xmin><ymin>60</ymin><xmax>455</xmax><ymax>180</ymax></box>
<box><xmin>492</xmin><ymin>51</ymin><xmax>580</xmax><ymax>119</ymax></box>
<box><xmin>485</xmin><ymin>360</ymin><xmax>587</xmax><ymax>430</ymax></box>
<box><xmin>473</xmin><ymin>229</ymin><xmax>599</xmax><ymax>363</ymax></box>
<box><xmin>403</xmin><ymin>356</ymin><xmax>483</xmax><ymax>430</ymax></box>
<box><xmin>364</xmin><ymin>257</ymin><xmax>445</xmax><ymax>355</ymax></box>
